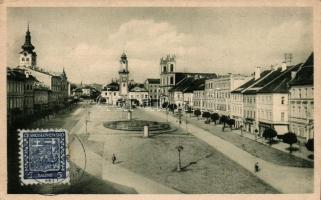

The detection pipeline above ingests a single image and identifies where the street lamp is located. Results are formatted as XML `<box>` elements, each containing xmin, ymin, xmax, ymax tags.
<box><xmin>175</xmin><ymin>137</ymin><xmax>184</xmax><ymax>172</ymax></box>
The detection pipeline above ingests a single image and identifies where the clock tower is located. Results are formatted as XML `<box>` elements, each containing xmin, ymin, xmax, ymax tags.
<box><xmin>119</xmin><ymin>52</ymin><xmax>129</xmax><ymax>96</ymax></box>
<box><xmin>19</xmin><ymin>24</ymin><xmax>37</xmax><ymax>69</ymax></box>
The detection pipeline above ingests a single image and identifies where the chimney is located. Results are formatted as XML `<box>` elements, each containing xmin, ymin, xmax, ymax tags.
<box><xmin>255</xmin><ymin>66</ymin><xmax>261</xmax><ymax>80</ymax></box>
<box><xmin>291</xmin><ymin>71</ymin><xmax>297</xmax><ymax>80</ymax></box>
<box><xmin>281</xmin><ymin>62</ymin><xmax>287</xmax><ymax>71</ymax></box>
<box><xmin>270</xmin><ymin>65</ymin><xmax>276</xmax><ymax>70</ymax></box>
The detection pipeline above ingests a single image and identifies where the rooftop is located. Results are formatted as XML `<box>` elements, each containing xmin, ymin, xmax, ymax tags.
<box><xmin>289</xmin><ymin>53</ymin><xmax>313</xmax><ymax>86</ymax></box>
<box><xmin>257</xmin><ymin>64</ymin><xmax>301</xmax><ymax>93</ymax></box>
<box><xmin>146</xmin><ymin>78</ymin><xmax>160</xmax><ymax>84</ymax></box>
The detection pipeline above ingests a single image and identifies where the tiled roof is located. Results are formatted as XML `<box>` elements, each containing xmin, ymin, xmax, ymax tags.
<box><xmin>231</xmin><ymin>70</ymin><xmax>271</xmax><ymax>94</ymax></box>
<box><xmin>168</xmin><ymin>77</ymin><xmax>194</xmax><ymax>92</ymax></box>
<box><xmin>7</xmin><ymin>69</ymin><xmax>26</xmax><ymax>81</ymax></box>
<box><xmin>231</xmin><ymin>78</ymin><xmax>255</xmax><ymax>93</ymax></box>
<box><xmin>146</xmin><ymin>78</ymin><xmax>160</xmax><ymax>84</ymax></box>
<box><xmin>169</xmin><ymin>77</ymin><xmax>208</xmax><ymax>93</ymax></box>
<box><xmin>243</xmin><ymin>69</ymin><xmax>281</xmax><ymax>94</ymax></box>
<box><xmin>173</xmin><ymin>72</ymin><xmax>217</xmax><ymax>84</ymax></box>
<box><xmin>129</xmin><ymin>83</ymin><xmax>146</xmax><ymax>92</ymax></box>
<box><xmin>257</xmin><ymin>64</ymin><xmax>301</xmax><ymax>93</ymax></box>
<box><xmin>289</xmin><ymin>53</ymin><xmax>313</xmax><ymax>86</ymax></box>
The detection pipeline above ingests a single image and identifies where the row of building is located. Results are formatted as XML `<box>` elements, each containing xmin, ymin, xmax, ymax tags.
<box><xmin>159</xmin><ymin>53</ymin><xmax>314</xmax><ymax>141</ymax></box>
<box><xmin>98</xmin><ymin>52</ymin><xmax>313</xmax><ymax>141</ymax></box>
<box><xmin>7</xmin><ymin>26</ymin><xmax>71</xmax><ymax>126</ymax></box>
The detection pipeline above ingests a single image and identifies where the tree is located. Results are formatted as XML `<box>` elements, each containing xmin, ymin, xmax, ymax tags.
<box><xmin>194</xmin><ymin>109</ymin><xmax>201</xmax><ymax>119</ymax></box>
<box><xmin>305</xmin><ymin>138</ymin><xmax>314</xmax><ymax>152</ymax></box>
<box><xmin>210</xmin><ymin>113</ymin><xmax>220</xmax><ymax>125</ymax></box>
<box><xmin>282</xmin><ymin>132</ymin><xmax>298</xmax><ymax>153</ymax></box>
<box><xmin>161</xmin><ymin>102</ymin><xmax>169</xmax><ymax>109</ymax></box>
<box><xmin>168</xmin><ymin>104</ymin><xmax>177</xmax><ymax>113</ymax></box>
<box><xmin>262</xmin><ymin>128</ymin><xmax>277</xmax><ymax>145</ymax></box>
<box><xmin>202</xmin><ymin>112</ymin><xmax>211</xmax><ymax>123</ymax></box>
<box><xmin>220</xmin><ymin>115</ymin><xmax>230</xmax><ymax>131</ymax></box>
<box><xmin>226</xmin><ymin>119</ymin><xmax>235</xmax><ymax>130</ymax></box>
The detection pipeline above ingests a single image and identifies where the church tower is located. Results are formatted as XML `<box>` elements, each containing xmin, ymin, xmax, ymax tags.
<box><xmin>119</xmin><ymin>52</ymin><xmax>129</xmax><ymax>96</ymax></box>
<box><xmin>19</xmin><ymin>24</ymin><xmax>37</xmax><ymax>69</ymax></box>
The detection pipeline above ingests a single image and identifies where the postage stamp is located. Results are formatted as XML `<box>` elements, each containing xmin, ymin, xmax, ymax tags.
<box><xmin>18</xmin><ymin>129</ymin><xmax>69</xmax><ymax>185</ymax></box>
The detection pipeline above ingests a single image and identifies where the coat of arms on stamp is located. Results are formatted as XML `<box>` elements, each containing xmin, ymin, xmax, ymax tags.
<box><xmin>19</xmin><ymin>129</ymin><xmax>69</xmax><ymax>185</ymax></box>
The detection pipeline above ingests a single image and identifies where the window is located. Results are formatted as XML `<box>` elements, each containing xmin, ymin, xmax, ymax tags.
<box><xmin>163</xmin><ymin>66</ymin><xmax>166</xmax><ymax>72</ymax></box>
<box><xmin>305</xmin><ymin>88</ymin><xmax>308</xmax><ymax>97</ymax></box>
<box><xmin>170</xmin><ymin>77</ymin><xmax>174</xmax><ymax>85</ymax></box>
<box><xmin>22</xmin><ymin>57</ymin><xmax>25</xmax><ymax>61</ymax></box>
<box><xmin>26</xmin><ymin>58</ymin><xmax>29</xmax><ymax>61</ymax></box>
<box><xmin>170</xmin><ymin>64</ymin><xmax>174</xmax><ymax>72</ymax></box>
<box><xmin>299</xmin><ymin>89</ymin><xmax>302</xmax><ymax>98</ymax></box>
<box><xmin>281</xmin><ymin>97</ymin><xmax>285</xmax><ymax>105</ymax></box>
<box><xmin>281</xmin><ymin>112</ymin><xmax>285</xmax><ymax>122</ymax></box>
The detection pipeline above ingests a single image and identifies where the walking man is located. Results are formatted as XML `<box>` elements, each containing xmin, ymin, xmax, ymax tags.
<box><xmin>112</xmin><ymin>153</ymin><xmax>117</xmax><ymax>164</ymax></box>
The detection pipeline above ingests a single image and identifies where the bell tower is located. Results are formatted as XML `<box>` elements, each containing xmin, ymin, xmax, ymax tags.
<box><xmin>119</xmin><ymin>52</ymin><xmax>129</xmax><ymax>96</ymax></box>
<box><xmin>19</xmin><ymin>24</ymin><xmax>37</xmax><ymax>69</ymax></box>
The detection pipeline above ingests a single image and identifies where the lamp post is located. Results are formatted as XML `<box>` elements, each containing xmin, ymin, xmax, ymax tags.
<box><xmin>176</xmin><ymin>137</ymin><xmax>184</xmax><ymax>172</ymax></box>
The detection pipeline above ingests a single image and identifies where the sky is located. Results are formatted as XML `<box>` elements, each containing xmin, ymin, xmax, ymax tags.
<box><xmin>7</xmin><ymin>7</ymin><xmax>313</xmax><ymax>85</ymax></box>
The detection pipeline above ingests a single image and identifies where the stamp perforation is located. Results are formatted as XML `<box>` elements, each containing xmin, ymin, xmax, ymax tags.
<box><xmin>18</xmin><ymin>129</ymin><xmax>70</xmax><ymax>185</ymax></box>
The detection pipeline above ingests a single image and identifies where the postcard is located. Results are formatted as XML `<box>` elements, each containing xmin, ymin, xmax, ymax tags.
<box><xmin>0</xmin><ymin>0</ymin><xmax>320</xmax><ymax>200</ymax></box>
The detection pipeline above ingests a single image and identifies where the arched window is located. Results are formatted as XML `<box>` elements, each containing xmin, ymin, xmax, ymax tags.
<box><xmin>170</xmin><ymin>64</ymin><xmax>174</xmax><ymax>72</ymax></box>
<box><xmin>170</xmin><ymin>76</ymin><xmax>174</xmax><ymax>85</ymax></box>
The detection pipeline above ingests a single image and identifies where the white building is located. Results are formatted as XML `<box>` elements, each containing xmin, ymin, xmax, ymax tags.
<box><xmin>144</xmin><ymin>78</ymin><xmax>160</xmax><ymax>106</ymax></box>
<box><xmin>256</xmin><ymin>63</ymin><xmax>301</xmax><ymax>135</ymax></box>
<box><xmin>100</xmin><ymin>81</ymin><xmax>120</xmax><ymax>105</ymax></box>
<box><xmin>288</xmin><ymin>53</ymin><xmax>314</xmax><ymax>141</ymax></box>
<box><xmin>129</xmin><ymin>85</ymin><xmax>149</xmax><ymax>106</ymax></box>
<box><xmin>204</xmin><ymin>74</ymin><xmax>251</xmax><ymax>116</ymax></box>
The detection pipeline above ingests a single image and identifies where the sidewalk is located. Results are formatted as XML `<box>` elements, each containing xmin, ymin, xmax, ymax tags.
<box><xmin>234</xmin><ymin>130</ymin><xmax>313</xmax><ymax>161</ymax></box>
<box><xmin>68</xmin><ymin>106</ymin><xmax>181</xmax><ymax>194</ymax></box>
<box><xmin>145</xmin><ymin>109</ymin><xmax>313</xmax><ymax>193</ymax></box>
<box><xmin>69</xmin><ymin>134</ymin><xmax>180</xmax><ymax>194</ymax></box>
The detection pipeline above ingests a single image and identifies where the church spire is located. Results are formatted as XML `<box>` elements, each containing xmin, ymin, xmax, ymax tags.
<box><xmin>21</xmin><ymin>23</ymin><xmax>35</xmax><ymax>52</ymax></box>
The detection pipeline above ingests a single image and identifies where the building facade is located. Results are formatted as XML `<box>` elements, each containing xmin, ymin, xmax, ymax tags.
<box><xmin>100</xmin><ymin>81</ymin><xmax>120</xmax><ymax>105</ymax></box>
<box><xmin>256</xmin><ymin>64</ymin><xmax>301</xmax><ymax>135</ymax></box>
<box><xmin>129</xmin><ymin>85</ymin><xmax>149</xmax><ymax>106</ymax></box>
<box><xmin>288</xmin><ymin>53</ymin><xmax>314</xmax><ymax>141</ymax></box>
<box><xmin>204</xmin><ymin>74</ymin><xmax>251</xmax><ymax>116</ymax></box>
<box><xmin>7</xmin><ymin>68</ymin><xmax>26</xmax><ymax>125</ymax></box>
<box><xmin>144</xmin><ymin>78</ymin><xmax>160</xmax><ymax>106</ymax></box>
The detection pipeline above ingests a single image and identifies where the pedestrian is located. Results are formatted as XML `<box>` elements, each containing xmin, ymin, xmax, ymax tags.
<box><xmin>112</xmin><ymin>153</ymin><xmax>117</xmax><ymax>164</ymax></box>
<box><xmin>254</xmin><ymin>161</ymin><xmax>260</xmax><ymax>173</ymax></box>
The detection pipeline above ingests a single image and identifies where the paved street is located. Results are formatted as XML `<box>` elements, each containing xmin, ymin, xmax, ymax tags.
<box><xmin>145</xmin><ymin>108</ymin><xmax>313</xmax><ymax>193</ymax></box>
